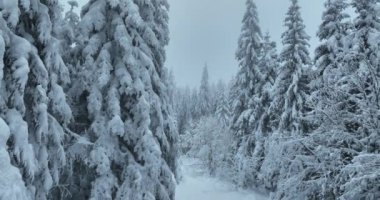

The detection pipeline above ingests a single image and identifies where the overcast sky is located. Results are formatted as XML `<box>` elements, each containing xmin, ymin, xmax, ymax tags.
<box><xmin>167</xmin><ymin>0</ymin><xmax>325</xmax><ymax>87</ymax></box>
<box><xmin>68</xmin><ymin>0</ymin><xmax>326</xmax><ymax>87</ymax></box>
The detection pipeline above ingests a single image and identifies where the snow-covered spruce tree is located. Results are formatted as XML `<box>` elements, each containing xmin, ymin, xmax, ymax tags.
<box><xmin>261</xmin><ymin>0</ymin><xmax>311</xmax><ymax>195</ymax></box>
<box><xmin>244</xmin><ymin>32</ymin><xmax>278</xmax><ymax>192</ymax></box>
<box><xmin>267</xmin><ymin>1</ymin><xmax>353</xmax><ymax>199</ymax></box>
<box><xmin>310</xmin><ymin>0</ymin><xmax>351</xmax><ymax>130</ymax></box>
<box><xmin>0</xmin><ymin>1</ymin><xmax>72</xmax><ymax>199</ymax></box>
<box><xmin>338</xmin><ymin>0</ymin><xmax>380</xmax><ymax>154</ymax></box>
<box><xmin>255</xmin><ymin>32</ymin><xmax>278</xmax><ymax>137</ymax></box>
<box><xmin>136</xmin><ymin>0</ymin><xmax>179</xmax><ymax>182</ymax></box>
<box><xmin>208</xmin><ymin>83</ymin><xmax>218</xmax><ymax>114</ymax></box>
<box><xmin>315</xmin><ymin>0</ymin><xmax>350</xmax><ymax>81</ymax></box>
<box><xmin>215</xmin><ymin>81</ymin><xmax>231</xmax><ymax>127</ymax></box>
<box><xmin>174</xmin><ymin>86</ymin><xmax>193</xmax><ymax>137</ymax></box>
<box><xmin>0</xmin><ymin>26</ymin><xmax>29</xmax><ymax>199</ymax></box>
<box><xmin>189</xmin><ymin>88</ymin><xmax>199</xmax><ymax>119</ymax></box>
<box><xmin>271</xmin><ymin>1</ymin><xmax>353</xmax><ymax>198</ymax></box>
<box><xmin>74</xmin><ymin>0</ymin><xmax>177</xmax><ymax>199</ymax></box>
<box><xmin>332</xmin><ymin>0</ymin><xmax>380</xmax><ymax>197</ymax></box>
<box><xmin>307</xmin><ymin>2</ymin><xmax>380</xmax><ymax>191</ymax></box>
<box><xmin>230</xmin><ymin>0</ymin><xmax>265</xmax><ymax>188</ymax></box>
<box><xmin>268</xmin><ymin>0</ymin><xmax>311</xmax><ymax>135</ymax></box>
<box><xmin>0</xmin><ymin>118</ymin><xmax>29</xmax><ymax>200</ymax></box>
<box><xmin>197</xmin><ymin>65</ymin><xmax>211</xmax><ymax>117</ymax></box>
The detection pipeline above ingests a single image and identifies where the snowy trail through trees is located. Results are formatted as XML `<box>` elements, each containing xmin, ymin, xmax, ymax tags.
<box><xmin>176</xmin><ymin>158</ymin><xmax>268</xmax><ymax>200</ymax></box>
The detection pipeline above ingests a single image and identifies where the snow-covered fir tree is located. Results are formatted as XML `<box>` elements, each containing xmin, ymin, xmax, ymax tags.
<box><xmin>0</xmin><ymin>1</ymin><xmax>72</xmax><ymax>199</ymax></box>
<box><xmin>0</xmin><ymin>27</ymin><xmax>29</xmax><ymax>199</ymax></box>
<box><xmin>241</xmin><ymin>32</ymin><xmax>279</xmax><ymax>192</ymax></box>
<box><xmin>267</xmin><ymin>1</ymin><xmax>354</xmax><ymax>199</ymax></box>
<box><xmin>1</xmin><ymin>0</ymin><xmax>380</xmax><ymax>199</ymax></box>
<box><xmin>256</xmin><ymin>33</ymin><xmax>278</xmax><ymax>134</ymax></box>
<box><xmin>215</xmin><ymin>81</ymin><xmax>231</xmax><ymax>127</ymax></box>
<box><xmin>197</xmin><ymin>65</ymin><xmax>211</xmax><ymax>117</ymax></box>
<box><xmin>341</xmin><ymin>0</ymin><xmax>380</xmax><ymax>153</ymax></box>
<box><xmin>261</xmin><ymin>0</ymin><xmax>312</xmax><ymax>195</ymax></box>
<box><xmin>231</xmin><ymin>0</ymin><xmax>262</xmax><ymax>140</ymax></box>
<box><xmin>68</xmin><ymin>0</ymin><xmax>178</xmax><ymax>199</ymax></box>
<box><xmin>230</xmin><ymin>0</ymin><xmax>274</xmax><ymax>188</ymax></box>
<box><xmin>313</xmin><ymin>0</ymin><xmax>380</xmax><ymax>198</ymax></box>
<box><xmin>310</xmin><ymin>0</ymin><xmax>351</xmax><ymax>129</ymax></box>
<box><xmin>268</xmin><ymin>0</ymin><xmax>311</xmax><ymax>134</ymax></box>
<box><xmin>0</xmin><ymin>118</ymin><xmax>29</xmax><ymax>200</ymax></box>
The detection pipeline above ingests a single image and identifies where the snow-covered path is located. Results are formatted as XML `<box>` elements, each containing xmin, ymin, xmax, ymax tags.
<box><xmin>176</xmin><ymin>158</ymin><xmax>268</xmax><ymax>200</ymax></box>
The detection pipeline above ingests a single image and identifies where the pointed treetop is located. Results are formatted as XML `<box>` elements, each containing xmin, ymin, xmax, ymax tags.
<box><xmin>236</xmin><ymin>0</ymin><xmax>262</xmax><ymax>66</ymax></box>
<box><xmin>200</xmin><ymin>64</ymin><xmax>209</xmax><ymax>91</ymax></box>
<box><xmin>280</xmin><ymin>0</ymin><xmax>311</xmax><ymax>66</ymax></box>
<box><xmin>243</xmin><ymin>0</ymin><xmax>261</xmax><ymax>32</ymax></box>
<box><xmin>317</xmin><ymin>0</ymin><xmax>350</xmax><ymax>41</ymax></box>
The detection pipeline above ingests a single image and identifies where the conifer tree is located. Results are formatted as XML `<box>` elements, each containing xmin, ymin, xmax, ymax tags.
<box><xmin>269</xmin><ymin>1</ymin><xmax>354</xmax><ymax>199</ymax></box>
<box><xmin>256</xmin><ymin>33</ymin><xmax>278</xmax><ymax>135</ymax></box>
<box><xmin>268</xmin><ymin>0</ymin><xmax>311</xmax><ymax>134</ymax></box>
<box><xmin>261</xmin><ymin>0</ymin><xmax>311</xmax><ymax>194</ymax></box>
<box><xmin>215</xmin><ymin>81</ymin><xmax>231</xmax><ymax>127</ymax></box>
<box><xmin>231</xmin><ymin>0</ymin><xmax>263</xmax><ymax>140</ymax></box>
<box><xmin>198</xmin><ymin>65</ymin><xmax>211</xmax><ymax>116</ymax></box>
<box><xmin>0</xmin><ymin>1</ymin><xmax>72</xmax><ymax>199</ymax></box>
<box><xmin>73</xmin><ymin>0</ymin><xmax>177</xmax><ymax>199</ymax></box>
<box><xmin>230</xmin><ymin>0</ymin><xmax>265</xmax><ymax>188</ymax></box>
<box><xmin>310</xmin><ymin>0</ymin><xmax>350</xmax><ymax>130</ymax></box>
<box><xmin>0</xmin><ymin>118</ymin><xmax>29</xmax><ymax>200</ymax></box>
<box><xmin>326</xmin><ymin>1</ymin><xmax>380</xmax><ymax>197</ymax></box>
<box><xmin>341</xmin><ymin>0</ymin><xmax>380</xmax><ymax>152</ymax></box>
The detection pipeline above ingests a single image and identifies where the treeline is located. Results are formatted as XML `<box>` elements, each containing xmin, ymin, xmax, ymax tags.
<box><xmin>0</xmin><ymin>0</ymin><xmax>178</xmax><ymax>200</ymax></box>
<box><xmin>174</xmin><ymin>0</ymin><xmax>380</xmax><ymax>199</ymax></box>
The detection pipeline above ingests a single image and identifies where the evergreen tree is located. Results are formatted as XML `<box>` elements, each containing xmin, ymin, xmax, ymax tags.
<box><xmin>0</xmin><ymin>1</ymin><xmax>72</xmax><ymax>199</ymax></box>
<box><xmin>268</xmin><ymin>0</ymin><xmax>311</xmax><ymax>134</ymax></box>
<box><xmin>322</xmin><ymin>0</ymin><xmax>380</xmax><ymax>197</ymax></box>
<box><xmin>230</xmin><ymin>0</ymin><xmax>266</xmax><ymax>188</ymax></box>
<box><xmin>0</xmin><ymin>29</ymin><xmax>29</xmax><ymax>198</ymax></box>
<box><xmin>190</xmin><ymin>88</ymin><xmax>200</xmax><ymax>119</ymax></box>
<box><xmin>261</xmin><ymin>0</ymin><xmax>311</xmax><ymax>194</ymax></box>
<box><xmin>245</xmin><ymin>33</ymin><xmax>278</xmax><ymax>192</ymax></box>
<box><xmin>310</xmin><ymin>0</ymin><xmax>351</xmax><ymax>130</ymax></box>
<box><xmin>231</xmin><ymin>0</ymin><xmax>262</xmax><ymax>140</ymax></box>
<box><xmin>341</xmin><ymin>0</ymin><xmax>380</xmax><ymax>153</ymax></box>
<box><xmin>268</xmin><ymin>1</ymin><xmax>354</xmax><ymax>199</ymax></box>
<box><xmin>0</xmin><ymin>118</ymin><xmax>29</xmax><ymax>200</ymax></box>
<box><xmin>215</xmin><ymin>81</ymin><xmax>231</xmax><ymax>127</ymax></box>
<box><xmin>255</xmin><ymin>32</ymin><xmax>278</xmax><ymax>135</ymax></box>
<box><xmin>71</xmin><ymin>0</ymin><xmax>177</xmax><ymax>199</ymax></box>
<box><xmin>198</xmin><ymin>64</ymin><xmax>211</xmax><ymax>116</ymax></box>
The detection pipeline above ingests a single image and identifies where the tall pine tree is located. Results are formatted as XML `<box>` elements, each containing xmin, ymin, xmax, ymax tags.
<box><xmin>198</xmin><ymin>64</ymin><xmax>211</xmax><ymax>117</ymax></box>
<box><xmin>230</xmin><ymin>0</ymin><xmax>265</xmax><ymax>188</ymax></box>
<box><xmin>70</xmin><ymin>0</ymin><xmax>177</xmax><ymax>199</ymax></box>
<box><xmin>268</xmin><ymin>0</ymin><xmax>311</xmax><ymax>135</ymax></box>
<box><xmin>261</xmin><ymin>0</ymin><xmax>312</xmax><ymax>195</ymax></box>
<box><xmin>0</xmin><ymin>1</ymin><xmax>72</xmax><ymax>199</ymax></box>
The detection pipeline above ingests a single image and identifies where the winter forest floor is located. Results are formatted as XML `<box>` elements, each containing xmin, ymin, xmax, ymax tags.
<box><xmin>176</xmin><ymin>157</ymin><xmax>269</xmax><ymax>200</ymax></box>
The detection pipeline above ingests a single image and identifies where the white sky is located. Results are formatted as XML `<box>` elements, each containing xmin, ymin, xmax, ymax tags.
<box><xmin>167</xmin><ymin>0</ymin><xmax>325</xmax><ymax>87</ymax></box>
<box><xmin>65</xmin><ymin>0</ymin><xmax>326</xmax><ymax>87</ymax></box>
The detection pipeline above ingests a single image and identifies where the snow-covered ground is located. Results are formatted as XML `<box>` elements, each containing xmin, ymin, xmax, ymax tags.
<box><xmin>176</xmin><ymin>158</ymin><xmax>269</xmax><ymax>200</ymax></box>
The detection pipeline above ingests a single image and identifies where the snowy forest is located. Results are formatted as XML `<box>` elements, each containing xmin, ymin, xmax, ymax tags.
<box><xmin>0</xmin><ymin>0</ymin><xmax>379</xmax><ymax>200</ymax></box>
